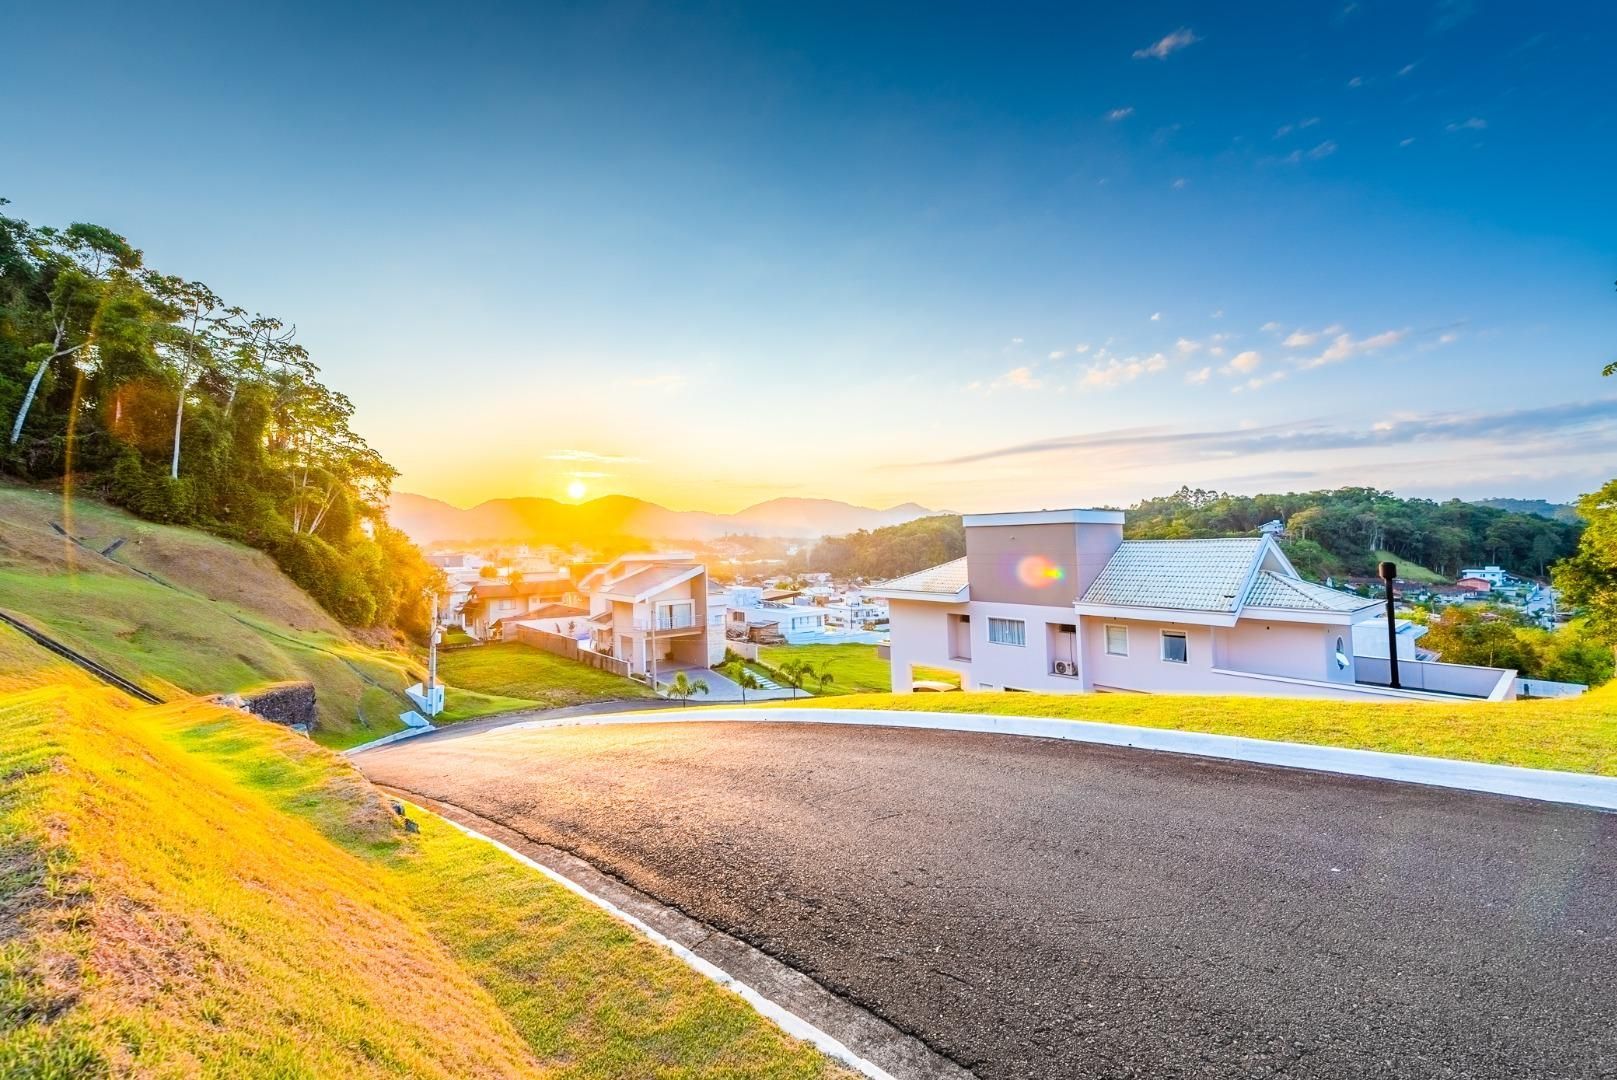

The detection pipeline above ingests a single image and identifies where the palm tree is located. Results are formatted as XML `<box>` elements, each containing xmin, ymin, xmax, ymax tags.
<box><xmin>667</xmin><ymin>671</ymin><xmax>709</xmax><ymax>705</ymax></box>
<box><xmin>778</xmin><ymin>659</ymin><xmax>836</xmax><ymax>698</ymax></box>
<box><xmin>722</xmin><ymin>658</ymin><xmax>761</xmax><ymax>703</ymax></box>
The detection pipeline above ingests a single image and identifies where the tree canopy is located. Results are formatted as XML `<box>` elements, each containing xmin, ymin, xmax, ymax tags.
<box><xmin>0</xmin><ymin>202</ymin><xmax>437</xmax><ymax>639</ymax></box>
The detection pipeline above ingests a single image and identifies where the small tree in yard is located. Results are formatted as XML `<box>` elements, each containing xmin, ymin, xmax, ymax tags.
<box><xmin>721</xmin><ymin>658</ymin><xmax>762</xmax><ymax>703</ymax></box>
<box><xmin>776</xmin><ymin>658</ymin><xmax>834</xmax><ymax>698</ymax></box>
<box><xmin>668</xmin><ymin>671</ymin><xmax>709</xmax><ymax>705</ymax></box>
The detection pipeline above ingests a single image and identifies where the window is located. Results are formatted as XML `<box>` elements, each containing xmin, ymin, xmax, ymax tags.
<box><xmin>1334</xmin><ymin>636</ymin><xmax>1350</xmax><ymax>671</ymax></box>
<box><xmin>987</xmin><ymin>618</ymin><xmax>1026</xmax><ymax>646</ymax></box>
<box><xmin>1160</xmin><ymin>630</ymin><xmax>1188</xmax><ymax>664</ymax></box>
<box><xmin>1105</xmin><ymin>625</ymin><xmax>1129</xmax><ymax>656</ymax></box>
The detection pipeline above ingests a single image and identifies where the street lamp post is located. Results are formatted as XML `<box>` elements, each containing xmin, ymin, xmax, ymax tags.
<box><xmin>1378</xmin><ymin>561</ymin><xmax>1400</xmax><ymax>689</ymax></box>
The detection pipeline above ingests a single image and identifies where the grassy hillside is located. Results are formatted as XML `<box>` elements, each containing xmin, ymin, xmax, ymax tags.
<box><xmin>770</xmin><ymin>686</ymin><xmax>1617</xmax><ymax>776</ymax></box>
<box><xmin>1373</xmin><ymin>550</ymin><xmax>1449</xmax><ymax>584</ymax></box>
<box><xmin>0</xmin><ymin>481</ymin><xmax>427</xmax><ymax>748</ymax></box>
<box><xmin>0</xmin><ymin>682</ymin><xmax>848</xmax><ymax>1077</ymax></box>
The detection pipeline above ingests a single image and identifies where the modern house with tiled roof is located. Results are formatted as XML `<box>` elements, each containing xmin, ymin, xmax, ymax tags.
<box><xmin>579</xmin><ymin>552</ymin><xmax>721</xmax><ymax>678</ymax></box>
<box><xmin>463</xmin><ymin>575</ymin><xmax>575</xmax><ymax>640</ymax></box>
<box><xmin>867</xmin><ymin>509</ymin><xmax>1516</xmax><ymax>701</ymax></box>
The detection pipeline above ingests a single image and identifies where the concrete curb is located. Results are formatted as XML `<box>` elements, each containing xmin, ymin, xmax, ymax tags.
<box><xmin>482</xmin><ymin>706</ymin><xmax>1617</xmax><ymax>812</ymax></box>
<box><xmin>408</xmin><ymin>800</ymin><xmax>905</xmax><ymax>1080</ymax></box>
<box><xmin>341</xmin><ymin>724</ymin><xmax>436</xmax><ymax>756</ymax></box>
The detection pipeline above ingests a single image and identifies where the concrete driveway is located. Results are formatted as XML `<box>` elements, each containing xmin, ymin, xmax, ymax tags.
<box><xmin>357</xmin><ymin>719</ymin><xmax>1617</xmax><ymax>1079</ymax></box>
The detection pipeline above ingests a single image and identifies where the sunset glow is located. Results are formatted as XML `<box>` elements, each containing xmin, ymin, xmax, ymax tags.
<box><xmin>566</xmin><ymin>478</ymin><xmax>588</xmax><ymax>501</ymax></box>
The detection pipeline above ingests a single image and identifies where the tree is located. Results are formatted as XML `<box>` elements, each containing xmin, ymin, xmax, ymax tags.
<box><xmin>1553</xmin><ymin>478</ymin><xmax>1617</xmax><ymax>642</ymax></box>
<box><xmin>144</xmin><ymin>274</ymin><xmax>227</xmax><ymax>478</ymax></box>
<box><xmin>667</xmin><ymin>671</ymin><xmax>709</xmax><ymax>705</ymax></box>
<box><xmin>776</xmin><ymin>657</ymin><xmax>834</xmax><ymax>698</ymax></box>
<box><xmin>721</xmin><ymin>656</ymin><xmax>762</xmax><ymax>703</ymax></box>
<box><xmin>7</xmin><ymin>222</ymin><xmax>139</xmax><ymax>446</ymax></box>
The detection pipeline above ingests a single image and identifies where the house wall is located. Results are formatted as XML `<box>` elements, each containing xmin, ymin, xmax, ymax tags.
<box><xmin>1080</xmin><ymin>617</ymin><xmax>1222</xmax><ymax>693</ymax></box>
<box><xmin>964</xmin><ymin>521</ymin><xmax>1123</xmax><ymax>606</ymax></box>
<box><xmin>1214</xmin><ymin>619</ymin><xmax>1354</xmax><ymax>684</ymax></box>
<box><xmin>961</xmin><ymin>601</ymin><xmax>1088</xmax><ymax>691</ymax></box>
<box><xmin>885</xmin><ymin>599</ymin><xmax>969</xmax><ymax>692</ymax></box>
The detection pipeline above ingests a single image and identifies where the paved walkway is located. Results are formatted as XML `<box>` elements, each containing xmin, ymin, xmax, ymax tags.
<box><xmin>358</xmin><ymin>718</ymin><xmax>1617</xmax><ymax>1080</ymax></box>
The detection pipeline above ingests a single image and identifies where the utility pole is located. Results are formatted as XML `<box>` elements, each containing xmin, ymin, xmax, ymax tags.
<box><xmin>426</xmin><ymin>592</ymin><xmax>439</xmax><ymax>699</ymax></box>
<box><xmin>1378</xmin><ymin>561</ymin><xmax>1400</xmax><ymax>689</ymax></box>
<box><xmin>648</xmin><ymin>600</ymin><xmax>659</xmax><ymax>693</ymax></box>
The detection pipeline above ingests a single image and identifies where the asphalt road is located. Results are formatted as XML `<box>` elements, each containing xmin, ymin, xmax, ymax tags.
<box><xmin>359</xmin><ymin>720</ymin><xmax>1617</xmax><ymax>1079</ymax></box>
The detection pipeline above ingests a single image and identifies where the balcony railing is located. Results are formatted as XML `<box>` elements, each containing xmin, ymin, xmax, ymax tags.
<box><xmin>629</xmin><ymin>612</ymin><xmax>703</xmax><ymax>633</ymax></box>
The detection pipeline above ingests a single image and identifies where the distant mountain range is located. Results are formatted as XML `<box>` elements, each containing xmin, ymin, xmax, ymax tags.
<box><xmin>388</xmin><ymin>493</ymin><xmax>941</xmax><ymax>545</ymax></box>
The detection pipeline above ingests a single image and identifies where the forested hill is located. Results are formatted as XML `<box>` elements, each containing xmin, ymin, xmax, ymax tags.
<box><xmin>1471</xmin><ymin>497</ymin><xmax>1581</xmax><ymax>523</ymax></box>
<box><xmin>1125</xmin><ymin>487</ymin><xmax>1581</xmax><ymax>580</ymax></box>
<box><xmin>0</xmin><ymin>203</ymin><xmax>436</xmax><ymax>637</ymax></box>
<box><xmin>802</xmin><ymin>487</ymin><xmax>1584</xmax><ymax>584</ymax></box>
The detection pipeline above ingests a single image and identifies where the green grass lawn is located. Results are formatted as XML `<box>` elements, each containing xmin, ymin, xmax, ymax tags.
<box><xmin>771</xmin><ymin>685</ymin><xmax>1617</xmax><ymax>776</ymax></box>
<box><xmin>755</xmin><ymin>642</ymin><xmax>961</xmax><ymax>695</ymax></box>
<box><xmin>1373</xmin><ymin>550</ymin><xmax>1450</xmax><ymax>584</ymax></box>
<box><xmin>436</xmin><ymin>642</ymin><xmax>657</xmax><ymax>722</ymax></box>
<box><xmin>0</xmin><ymin>684</ymin><xmax>848</xmax><ymax>1078</ymax></box>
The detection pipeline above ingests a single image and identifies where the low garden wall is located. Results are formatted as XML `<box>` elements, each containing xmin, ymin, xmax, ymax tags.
<box><xmin>510</xmin><ymin>625</ymin><xmax>631</xmax><ymax>678</ymax></box>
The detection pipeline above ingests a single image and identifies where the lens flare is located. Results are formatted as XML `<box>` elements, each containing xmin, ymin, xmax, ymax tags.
<box><xmin>1015</xmin><ymin>554</ymin><xmax>1066</xmax><ymax>588</ymax></box>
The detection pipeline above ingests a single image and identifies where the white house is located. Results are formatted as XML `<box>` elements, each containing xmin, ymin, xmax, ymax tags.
<box><xmin>868</xmin><ymin>509</ymin><xmax>1516</xmax><ymax>702</ymax></box>
<box><xmin>1459</xmin><ymin>565</ymin><xmax>1512</xmax><ymax>587</ymax></box>
<box><xmin>578</xmin><ymin>553</ymin><xmax>719</xmax><ymax>676</ymax></box>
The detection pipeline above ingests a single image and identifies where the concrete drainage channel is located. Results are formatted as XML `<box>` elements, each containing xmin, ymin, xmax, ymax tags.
<box><xmin>379</xmin><ymin>786</ymin><xmax>973</xmax><ymax>1080</ymax></box>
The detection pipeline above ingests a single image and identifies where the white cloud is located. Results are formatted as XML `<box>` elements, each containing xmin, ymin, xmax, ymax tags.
<box><xmin>1010</xmin><ymin>336</ymin><xmax>1024</xmax><ymax>344</ymax></box>
<box><xmin>1400</xmin><ymin>136</ymin><xmax>1417</xmax><ymax>147</ymax></box>
<box><xmin>1080</xmin><ymin>353</ymin><xmax>1168</xmax><ymax>389</ymax></box>
<box><xmin>1150</xmin><ymin>312</ymin><xmax>1162</xmax><ymax>321</ymax></box>
<box><xmin>997</xmin><ymin>366</ymin><xmax>1042</xmax><ymax>390</ymax></box>
<box><xmin>546</xmin><ymin>449</ymin><xmax>643</xmax><ymax>464</ymax></box>
<box><xmin>1283</xmin><ymin>329</ymin><xmax>1318</xmax><ymax>347</ymax></box>
<box><xmin>1184</xmin><ymin>366</ymin><xmax>1212</xmax><ymax>385</ymax></box>
<box><xmin>1171</xmin><ymin>177</ymin><xmax>1189</xmax><ymax>189</ymax></box>
<box><xmin>1133</xmin><ymin>28</ymin><xmax>1199</xmax><ymax>60</ymax></box>
<box><xmin>1299</xmin><ymin>327</ymin><xmax>1410</xmax><ymax>369</ymax></box>
<box><xmin>1223</xmin><ymin>350</ymin><xmax>1263</xmax><ymax>375</ymax></box>
<box><xmin>1438</xmin><ymin>331</ymin><xmax>1459</xmax><ymax>345</ymax></box>
<box><xmin>1073</xmin><ymin>343</ymin><xmax>1091</xmax><ymax>354</ymax></box>
<box><xmin>1048</xmin><ymin>349</ymin><xmax>1066</xmax><ymax>360</ymax></box>
<box><xmin>1175</xmin><ymin>337</ymin><xmax>1202</xmax><ymax>355</ymax></box>
<box><xmin>1347</xmin><ymin>75</ymin><xmax>1364</xmax><ymax>88</ymax></box>
<box><xmin>1446</xmin><ymin>117</ymin><xmax>1487</xmax><ymax>132</ymax></box>
<box><xmin>1274</xmin><ymin>117</ymin><xmax>1321</xmax><ymax>139</ymax></box>
<box><xmin>1397</xmin><ymin>62</ymin><xmax>1418</xmax><ymax>77</ymax></box>
<box><xmin>1106</xmin><ymin>106</ymin><xmax>1135</xmax><ymax>121</ymax></box>
<box><xmin>1211</xmin><ymin>309</ymin><xmax>1224</xmax><ymax>319</ymax></box>
<box><xmin>1234</xmin><ymin>371</ymin><xmax>1289</xmax><ymax>393</ymax></box>
<box><xmin>1283</xmin><ymin>140</ymin><xmax>1338</xmax><ymax>164</ymax></box>
<box><xmin>1260</xmin><ymin>321</ymin><xmax>1283</xmax><ymax>334</ymax></box>
<box><xmin>1209</xmin><ymin>345</ymin><xmax>1226</xmax><ymax>357</ymax></box>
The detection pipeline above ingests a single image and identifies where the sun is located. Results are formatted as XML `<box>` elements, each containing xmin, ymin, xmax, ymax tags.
<box><xmin>566</xmin><ymin>478</ymin><xmax>588</xmax><ymax>501</ymax></box>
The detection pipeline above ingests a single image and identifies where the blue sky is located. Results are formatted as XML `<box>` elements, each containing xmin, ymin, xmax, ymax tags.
<box><xmin>4</xmin><ymin>1</ymin><xmax>1613</xmax><ymax>512</ymax></box>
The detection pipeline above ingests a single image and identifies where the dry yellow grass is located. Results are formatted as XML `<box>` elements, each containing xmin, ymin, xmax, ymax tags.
<box><xmin>0</xmin><ymin>683</ymin><xmax>848</xmax><ymax>1078</ymax></box>
<box><xmin>774</xmin><ymin>684</ymin><xmax>1617</xmax><ymax>776</ymax></box>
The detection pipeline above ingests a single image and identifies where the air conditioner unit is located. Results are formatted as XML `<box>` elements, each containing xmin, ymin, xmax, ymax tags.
<box><xmin>1053</xmin><ymin>660</ymin><xmax>1074</xmax><ymax>676</ymax></box>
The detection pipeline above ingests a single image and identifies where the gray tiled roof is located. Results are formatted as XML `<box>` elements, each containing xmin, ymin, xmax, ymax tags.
<box><xmin>871</xmin><ymin>557</ymin><xmax>969</xmax><ymax>595</ymax></box>
<box><xmin>1244</xmin><ymin>570</ymin><xmax>1378</xmax><ymax>612</ymax></box>
<box><xmin>1080</xmin><ymin>539</ymin><xmax>1264</xmax><ymax>612</ymax></box>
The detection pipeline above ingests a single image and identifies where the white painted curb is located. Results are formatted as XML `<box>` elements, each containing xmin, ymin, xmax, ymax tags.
<box><xmin>342</xmin><ymin>724</ymin><xmax>436</xmax><ymax>756</ymax></box>
<box><xmin>483</xmin><ymin>706</ymin><xmax>1617</xmax><ymax>812</ymax></box>
<box><xmin>417</xmin><ymin>804</ymin><xmax>897</xmax><ymax>1080</ymax></box>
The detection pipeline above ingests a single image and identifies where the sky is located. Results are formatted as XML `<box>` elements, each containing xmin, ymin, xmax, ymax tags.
<box><xmin>4</xmin><ymin>1</ymin><xmax>1614</xmax><ymax>514</ymax></box>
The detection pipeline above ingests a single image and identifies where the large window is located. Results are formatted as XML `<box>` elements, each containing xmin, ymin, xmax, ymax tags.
<box><xmin>987</xmin><ymin>617</ymin><xmax>1026</xmax><ymax>647</ymax></box>
<box><xmin>1105</xmin><ymin>625</ymin><xmax>1129</xmax><ymax>656</ymax></box>
<box><xmin>1160</xmin><ymin>630</ymin><xmax>1188</xmax><ymax>664</ymax></box>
